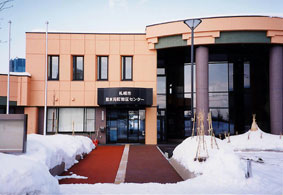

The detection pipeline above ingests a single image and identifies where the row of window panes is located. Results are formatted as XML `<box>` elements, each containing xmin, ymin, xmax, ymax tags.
<box><xmin>48</xmin><ymin>56</ymin><xmax>133</xmax><ymax>81</ymax></box>
<box><xmin>47</xmin><ymin>108</ymin><xmax>96</xmax><ymax>133</ymax></box>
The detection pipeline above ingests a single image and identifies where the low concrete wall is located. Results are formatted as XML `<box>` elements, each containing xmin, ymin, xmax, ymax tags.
<box><xmin>0</xmin><ymin>114</ymin><xmax>27</xmax><ymax>153</ymax></box>
<box><xmin>169</xmin><ymin>158</ymin><xmax>196</xmax><ymax>180</ymax></box>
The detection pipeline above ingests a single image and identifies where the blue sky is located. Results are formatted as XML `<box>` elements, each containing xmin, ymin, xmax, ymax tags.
<box><xmin>0</xmin><ymin>0</ymin><xmax>283</xmax><ymax>73</ymax></box>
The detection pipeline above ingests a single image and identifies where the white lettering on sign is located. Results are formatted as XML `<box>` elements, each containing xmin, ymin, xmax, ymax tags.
<box><xmin>118</xmin><ymin>91</ymin><xmax>132</xmax><ymax>96</ymax></box>
<box><xmin>105</xmin><ymin>96</ymin><xmax>144</xmax><ymax>102</ymax></box>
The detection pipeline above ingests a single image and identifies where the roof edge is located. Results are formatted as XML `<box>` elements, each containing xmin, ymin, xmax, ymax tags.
<box><xmin>146</xmin><ymin>15</ymin><xmax>283</xmax><ymax>28</ymax></box>
<box><xmin>26</xmin><ymin>32</ymin><xmax>146</xmax><ymax>35</ymax></box>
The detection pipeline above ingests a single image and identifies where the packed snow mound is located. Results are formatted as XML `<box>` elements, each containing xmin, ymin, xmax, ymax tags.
<box><xmin>0</xmin><ymin>134</ymin><xmax>95</xmax><ymax>195</ymax></box>
<box><xmin>0</xmin><ymin>153</ymin><xmax>60</xmax><ymax>194</ymax></box>
<box><xmin>21</xmin><ymin>134</ymin><xmax>95</xmax><ymax>169</ymax></box>
<box><xmin>172</xmin><ymin>136</ymin><xmax>245</xmax><ymax>180</ymax></box>
<box><xmin>227</xmin><ymin>128</ymin><xmax>283</xmax><ymax>151</ymax></box>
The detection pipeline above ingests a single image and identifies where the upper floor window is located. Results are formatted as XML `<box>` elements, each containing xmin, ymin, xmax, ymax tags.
<box><xmin>97</xmin><ymin>56</ymin><xmax>108</xmax><ymax>80</ymax></box>
<box><xmin>73</xmin><ymin>56</ymin><xmax>84</xmax><ymax>81</ymax></box>
<box><xmin>48</xmin><ymin>55</ymin><xmax>59</xmax><ymax>80</ymax></box>
<box><xmin>122</xmin><ymin>56</ymin><xmax>133</xmax><ymax>81</ymax></box>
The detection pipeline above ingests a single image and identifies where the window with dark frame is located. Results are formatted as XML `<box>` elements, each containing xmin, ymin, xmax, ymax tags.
<box><xmin>122</xmin><ymin>56</ymin><xmax>133</xmax><ymax>81</ymax></box>
<box><xmin>97</xmin><ymin>56</ymin><xmax>108</xmax><ymax>80</ymax></box>
<box><xmin>48</xmin><ymin>55</ymin><xmax>59</xmax><ymax>80</ymax></box>
<box><xmin>73</xmin><ymin>56</ymin><xmax>84</xmax><ymax>81</ymax></box>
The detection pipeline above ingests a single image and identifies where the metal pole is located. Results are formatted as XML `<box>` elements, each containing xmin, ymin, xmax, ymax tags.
<box><xmin>6</xmin><ymin>20</ymin><xmax>11</xmax><ymax>114</ymax></box>
<box><xmin>43</xmin><ymin>21</ymin><xmax>49</xmax><ymax>136</ymax></box>
<box><xmin>191</xmin><ymin>22</ymin><xmax>194</xmax><ymax>128</ymax></box>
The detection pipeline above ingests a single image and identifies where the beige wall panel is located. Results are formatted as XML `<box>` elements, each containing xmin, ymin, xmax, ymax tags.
<box><xmin>85</xmin><ymin>34</ymin><xmax>95</xmax><ymax>40</ymax></box>
<box><xmin>84</xmin><ymin>55</ymin><xmax>95</xmax><ymax>81</ymax></box>
<box><xmin>48</xmin><ymin>34</ymin><xmax>59</xmax><ymax>40</ymax></box>
<box><xmin>120</xmin><ymin>41</ymin><xmax>134</xmax><ymax>54</ymax></box>
<box><xmin>59</xmin><ymin>34</ymin><xmax>71</xmax><ymax>40</ymax></box>
<box><xmin>24</xmin><ymin>107</ymin><xmax>38</xmax><ymax>134</ymax></box>
<box><xmin>30</xmin><ymin>81</ymin><xmax>44</xmax><ymax>91</ymax></box>
<box><xmin>0</xmin><ymin>81</ymin><xmax>7</xmax><ymax>96</ymax></box>
<box><xmin>96</xmin><ymin>34</ymin><xmax>110</xmax><ymax>41</ymax></box>
<box><xmin>71</xmin><ymin>82</ymin><xmax>84</xmax><ymax>91</ymax></box>
<box><xmin>48</xmin><ymin>39</ymin><xmax>60</xmax><ymax>54</ymax></box>
<box><xmin>85</xmin><ymin>39</ymin><xmax>96</xmax><ymax>54</ymax></box>
<box><xmin>29</xmin><ymin>91</ymin><xmax>44</xmax><ymax>106</ymax></box>
<box><xmin>110</xmin><ymin>41</ymin><xmax>120</xmax><ymax>55</ymax></box>
<box><xmin>135</xmin><ymin>41</ymin><xmax>151</xmax><ymax>55</ymax></box>
<box><xmin>109</xmin><ymin>82</ymin><xmax>120</xmax><ymax>87</ymax></box>
<box><xmin>26</xmin><ymin>33</ymin><xmax>45</xmax><ymax>40</ymax></box>
<box><xmin>85</xmin><ymin>81</ymin><xmax>95</xmax><ymax>91</ymax></box>
<box><xmin>71</xmin><ymin>39</ymin><xmax>84</xmax><ymax>55</ymax></box>
<box><xmin>120</xmin><ymin>35</ymin><xmax>135</xmax><ymax>41</ymax></box>
<box><xmin>96</xmin><ymin>40</ymin><xmax>110</xmax><ymax>54</ymax></box>
<box><xmin>70</xmin><ymin>91</ymin><xmax>84</xmax><ymax>106</ymax></box>
<box><xmin>133</xmin><ymin>55</ymin><xmax>156</xmax><ymax>82</ymax></box>
<box><xmin>84</xmin><ymin>91</ymin><xmax>95</xmax><ymax>106</ymax></box>
<box><xmin>134</xmin><ymin>35</ymin><xmax>146</xmax><ymax>41</ymax></box>
<box><xmin>59</xmin><ymin>91</ymin><xmax>70</xmax><ymax>106</ymax></box>
<box><xmin>60</xmin><ymin>39</ymin><xmax>71</xmax><ymax>54</ymax></box>
<box><xmin>145</xmin><ymin>107</ymin><xmax>157</xmax><ymax>145</ymax></box>
<box><xmin>109</xmin><ymin>55</ymin><xmax>120</xmax><ymax>81</ymax></box>
<box><xmin>59</xmin><ymin>55</ymin><xmax>71</xmax><ymax>81</ymax></box>
<box><xmin>59</xmin><ymin>81</ymin><xmax>70</xmax><ymax>90</ymax></box>
<box><xmin>26</xmin><ymin>54</ymin><xmax>45</xmax><ymax>81</ymax></box>
<box><xmin>110</xmin><ymin>35</ymin><xmax>120</xmax><ymax>41</ymax></box>
<box><xmin>71</xmin><ymin>34</ymin><xmax>84</xmax><ymax>40</ymax></box>
<box><xmin>47</xmin><ymin>91</ymin><xmax>59</xmax><ymax>106</ymax></box>
<box><xmin>47</xmin><ymin>81</ymin><xmax>60</xmax><ymax>91</ymax></box>
<box><xmin>119</xmin><ymin>82</ymin><xmax>134</xmax><ymax>87</ymax></box>
<box><xmin>26</xmin><ymin>39</ymin><xmax>45</xmax><ymax>54</ymax></box>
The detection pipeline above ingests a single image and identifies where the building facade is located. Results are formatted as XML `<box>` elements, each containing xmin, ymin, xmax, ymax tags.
<box><xmin>0</xmin><ymin>16</ymin><xmax>282</xmax><ymax>144</ymax></box>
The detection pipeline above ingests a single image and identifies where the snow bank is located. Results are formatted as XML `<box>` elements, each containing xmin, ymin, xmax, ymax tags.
<box><xmin>227</xmin><ymin>128</ymin><xmax>283</xmax><ymax>151</ymax></box>
<box><xmin>22</xmin><ymin>134</ymin><xmax>95</xmax><ymax>169</ymax></box>
<box><xmin>172</xmin><ymin>135</ymin><xmax>245</xmax><ymax>186</ymax></box>
<box><xmin>0</xmin><ymin>134</ymin><xmax>95</xmax><ymax>195</ymax></box>
<box><xmin>0</xmin><ymin>153</ymin><xmax>59</xmax><ymax>194</ymax></box>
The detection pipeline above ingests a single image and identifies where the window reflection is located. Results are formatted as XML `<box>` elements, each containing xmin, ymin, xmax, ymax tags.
<box><xmin>209</xmin><ymin>62</ymin><xmax>228</xmax><ymax>92</ymax></box>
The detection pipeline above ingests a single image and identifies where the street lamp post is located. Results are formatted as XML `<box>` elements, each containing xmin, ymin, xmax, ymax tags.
<box><xmin>6</xmin><ymin>20</ymin><xmax>11</xmax><ymax>114</ymax></box>
<box><xmin>43</xmin><ymin>21</ymin><xmax>49</xmax><ymax>136</ymax></box>
<box><xmin>184</xmin><ymin>19</ymin><xmax>202</xmax><ymax>135</ymax></box>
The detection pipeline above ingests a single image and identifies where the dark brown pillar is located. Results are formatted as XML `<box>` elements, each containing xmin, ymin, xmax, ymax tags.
<box><xmin>269</xmin><ymin>45</ymin><xmax>283</xmax><ymax>135</ymax></box>
<box><xmin>196</xmin><ymin>46</ymin><xmax>209</xmax><ymax>132</ymax></box>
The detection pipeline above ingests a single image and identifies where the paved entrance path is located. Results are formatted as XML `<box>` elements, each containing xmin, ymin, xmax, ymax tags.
<box><xmin>125</xmin><ymin>145</ymin><xmax>183</xmax><ymax>183</ymax></box>
<box><xmin>59</xmin><ymin>145</ymin><xmax>182</xmax><ymax>184</ymax></box>
<box><xmin>59</xmin><ymin>145</ymin><xmax>124</xmax><ymax>184</ymax></box>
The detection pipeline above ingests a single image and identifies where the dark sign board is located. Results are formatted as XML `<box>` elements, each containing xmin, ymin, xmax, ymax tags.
<box><xmin>98</xmin><ymin>87</ymin><xmax>153</xmax><ymax>107</ymax></box>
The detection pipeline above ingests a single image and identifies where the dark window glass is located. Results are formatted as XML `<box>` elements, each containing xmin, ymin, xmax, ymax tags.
<box><xmin>209</xmin><ymin>62</ymin><xmax>228</xmax><ymax>92</ymax></box>
<box><xmin>73</xmin><ymin>56</ymin><xmax>84</xmax><ymax>80</ymax></box>
<box><xmin>122</xmin><ymin>56</ymin><xmax>132</xmax><ymax>80</ymax></box>
<box><xmin>228</xmin><ymin>63</ymin><xmax>233</xmax><ymax>91</ymax></box>
<box><xmin>184</xmin><ymin>63</ymin><xmax>196</xmax><ymax>93</ymax></box>
<box><xmin>244</xmin><ymin>62</ymin><xmax>250</xmax><ymax>88</ymax></box>
<box><xmin>209</xmin><ymin>93</ymin><xmax>229</xmax><ymax>107</ymax></box>
<box><xmin>210</xmin><ymin>108</ymin><xmax>229</xmax><ymax>135</ymax></box>
<box><xmin>157</xmin><ymin>95</ymin><xmax>166</xmax><ymax>109</ymax></box>
<box><xmin>157</xmin><ymin>77</ymin><xmax>166</xmax><ymax>94</ymax></box>
<box><xmin>97</xmin><ymin>56</ymin><xmax>108</xmax><ymax>80</ymax></box>
<box><xmin>48</xmin><ymin>56</ymin><xmax>59</xmax><ymax>80</ymax></box>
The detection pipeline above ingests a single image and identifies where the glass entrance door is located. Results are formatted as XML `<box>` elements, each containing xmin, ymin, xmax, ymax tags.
<box><xmin>106</xmin><ymin>109</ymin><xmax>145</xmax><ymax>143</ymax></box>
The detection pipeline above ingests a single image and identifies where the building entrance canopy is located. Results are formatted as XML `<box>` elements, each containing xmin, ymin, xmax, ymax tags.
<box><xmin>98</xmin><ymin>87</ymin><xmax>153</xmax><ymax>107</ymax></box>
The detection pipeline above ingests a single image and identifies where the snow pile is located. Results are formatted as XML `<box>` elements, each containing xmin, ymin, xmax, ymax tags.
<box><xmin>0</xmin><ymin>153</ymin><xmax>59</xmax><ymax>194</ymax></box>
<box><xmin>0</xmin><ymin>134</ymin><xmax>95</xmax><ymax>195</ymax></box>
<box><xmin>22</xmin><ymin>134</ymin><xmax>95</xmax><ymax>169</ymax></box>
<box><xmin>172</xmin><ymin>136</ymin><xmax>245</xmax><ymax>181</ymax></box>
<box><xmin>227</xmin><ymin>128</ymin><xmax>283</xmax><ymax>151</ymax></box>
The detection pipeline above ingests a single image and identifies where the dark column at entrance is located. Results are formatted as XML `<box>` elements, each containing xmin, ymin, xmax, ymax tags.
<box><xmin>196</xmin><ymin>46</ymin><xmax>209</xmax><ymax>132</ymax></box>
<box><xmin>269</xmin><ymin>45</ymin><xmax>283</xmax><ymax>135</ymax></box>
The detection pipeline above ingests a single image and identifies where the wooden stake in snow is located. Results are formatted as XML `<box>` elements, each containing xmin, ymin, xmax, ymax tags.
<box><xmin>191</xmin><ymin>112</ymin><xmax>196</xmax><ymax>138</ymax></box>
<box><xmin>194</xmin><ymin>111</ymin><xmax>209</xmax><ymax>162</ymax></box>
<box><xmin>72</xmin><ymin>120</ymin><xmax>75</xmax><ymax>136</ymax></box>
<box><xmin>227</xmin><ymin>133</ymin><xmax>231</xmax><ymax>143</ymax></box>
<box><xmin>251</xmin><ymin>114</ymin><xmax>258</xmax><ymax>131</ymax></box>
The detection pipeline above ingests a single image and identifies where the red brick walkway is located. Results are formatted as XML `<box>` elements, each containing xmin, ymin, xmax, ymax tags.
<box><xmin>59</xmin><ymin>145</ymin><xmax>124</xmax><ymax>184</ymax></box>
<box><xmin>125</xmin><ymin>145</ymin><xmax>183</xmax><ymax>183</ymax></box>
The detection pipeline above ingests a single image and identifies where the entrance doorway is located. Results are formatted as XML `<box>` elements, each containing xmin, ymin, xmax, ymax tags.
<box><xmin>106</xmin><ymin>109</ymin><xmax>145</xmax><ymax>143</ymax></box>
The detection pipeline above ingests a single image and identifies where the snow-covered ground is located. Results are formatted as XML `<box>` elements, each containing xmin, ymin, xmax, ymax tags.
<box><xmin>60</xmin><ymin>130</ymin><xmax>283</xmax><ymax>194</ymax></box>
<box><xmin>0</xmin><ymin>134</ymin><xmax>94</xmax><ymax>195</ymax></box>
<box><xmin>1</xmin><ymin>129</ymin><xmax>283</xmax><ymax>194</ymax></box>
